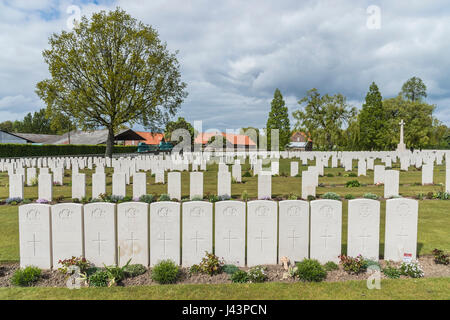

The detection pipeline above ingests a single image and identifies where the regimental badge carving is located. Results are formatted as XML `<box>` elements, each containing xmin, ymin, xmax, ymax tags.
<box><xmin>26</xmin><ymin>209</ymin><xmax>40</xmax><ymax>221</ymax></box>
<box><xmin>359</xmin><ymin>204</ymin><xmax>371</xmax><ymax>218</ymax></box>
<box><xmin>320</xmin><ymin>205</ymin><xmax>334</xmax><ymax>219</ymax></box>
<box><xmin>125</xmin><ymin>208</ymin><xmax>137</xmax><ymax>218</ymax></box>
<box><xmin>287</xmin><ymin>206</ymin><xmax>301</xmax><ymax>217</ymax></box>
<box><xmin>58</xmin><ymin>209</ymin><xmax>73</xmax><ymax>220</ymax></box>
<box><xmin>91</xmin><ymin>208</ymin><xmax>105</xmax><ymax>219</ymax></box>
<box><xmin>190</xmin><ymin>207</ymin><xmax>204</xmax><ymax>217</ymax></box>
<box><xmin>397</xmin><ymin>203</ymin><xmax>411</xmax><ymax>218</ymax></box>
<box><xmin>256</xmin><ymin>206</ymin><xmax>268</xmax><ymax>217</ymax></box>
<box><xmin>223</xmin><ymin>207</ymin><xmax>237</xmax><ymax>216</ymax></box>
<box><xmin>158</xmin><ymin>207</ymin><xmax>170</xmax><ymax>218</ymax></box>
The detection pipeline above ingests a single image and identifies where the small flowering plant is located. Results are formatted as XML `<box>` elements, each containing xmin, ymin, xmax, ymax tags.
<box><xmin>400</xmin><ymin>261</ymin><xmax>424</xmax><ymax>278</ymax></box>
<box><xmin>247</xmin><ymin>266</ymin><xmax>267</xmax><ymax>283</ymax></box>
<box><xmin>58</xmin><ymin>256</ymin><xmax>91</xmax><ymax>275</ymax></box>
<box><xmin>36</xmin><ymin>199</ymin><xmax>50</xmax><ymax>204</ymax></box>
<box><xmin>339</xmin><ymin>254</ymin><xmax>368</xmax><ymax>274</ymax></box>
<box><xmin>5</xmin><ymin>197</ymin><xmax>23</xmax><ymax>205</ymax></box>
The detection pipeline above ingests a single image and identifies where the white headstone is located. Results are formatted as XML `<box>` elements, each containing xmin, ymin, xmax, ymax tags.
<box><xmin>112</xmin><ymin>173</ymin><xmax>126</xmax><ymax>197</ymax></box>
<box><xmin>214</xmin><ymin>201</ymin><xmax>246</xmax><ymax>266</ymax></box>
<box><xmin>72</xmin><ymin>173</ymin><xmax>86</xmax><ymax>200</ymax></box>
<box><xmin>310</xmin><ymin>200</ymin><xmax>342</xmax><ymax>263</ymax></box>
<box><xmin>38</xmin><ymin>173</ymin><xmax>53</xmax><ymax>201</ymax></box>
<box><xmin>84</xmin><ymin>203</ymin><xmax>116</xmax><ymax>266</ymax></box>
<box><xmin>51</xmin><ymin>203</ymin><xmax>84</xmax><ymax>268</ymax></box>
<box><xmin>19</xmin><ymin>204</ymin><xmax>52</xmax><ymax>269</ymax></box>
<box><xmin>217</xmin><ymin>172</ymin><xmax>231</xmax><ymax>198</ymax></box>
<box><xmin>132</xmin><ymin>172</ymin><xmax>147</xmax><ymax>199</ymax></box>
<box><xmin>258</xmin><ymin>172</ymin><xmax>272</xmax><ymax>199</ymax></box>
<box><xmin>182</xmin><ymin>201</ymin><xmax>213</xmax><ymax>266</ymax></box>
<box><xmin>384</xmin><ymin>170</ymin><xmax>399</xmax><ymax>198</ymax></box>
<box><xmin>92</xmin><ymin>172</ymin><xmax>106</xmax><ymax>199</ymax></box>
<box><xmin>347</xmin><ymin>199</ymin><xmax>380</xmax><ymax>260</ymax></box>
<box><xmin>373</xmin><ymin>165</ymin><xmax>385</xmax><ymax>184</ymax></box>
<box><xmin>422</xmin><ymin>163</ymin><xmax>433</xmax><ymax>185</ymax></box>
<box><xmin>384</xmin><ymin>198</ymin><xmax>418</xmax><ymax>262</ymax></box>
<box><xmin>9</xmin><ymin>174</ymin><xmax>24</xmax><ymax>199</ymax></box>
<box><xmin>290</xmin><ymin>162</ymin><xmax>299</xmax><ymax>177</ymax></box>
<box><xmin>247</xmin><ymin>200</ymin><xmax>277</xmax><ymax>266</ymax></box>
<box><xmin>190</xmin><ymin>172</ymin><xmax>203</xmax><ymax>200</ymax></box>
<box><xmin>117</xmin><ymin>202</ymin><xmax>149</xmax><ymax>266</ymax></box>
<box><xmin>279</xmin><ymin>200</ymin><xmax>309</xmax><ymax>263</ymax></box>
<box><xmin>168</xmin><ymin>172</ymin><xmax>181</xmax><ymax>200</ymax></box>
<box><xmin>150</xmin><ymin>202</ymin><xmax>181</xmax><ymax>266</ymax></box>
<box><xmin>26</xmin><ymin>168</ymin><xmax>37</xmax><ymax>187</ymax></box>
<box><xmin>301</xmin><ymin>171</ymin><xmax>316</xmax><ymax>200</ymax></box>
<box><xmin>232</xmin><ymin>164</ymin><xmax>242</xmax><ymax>183</ymax></box>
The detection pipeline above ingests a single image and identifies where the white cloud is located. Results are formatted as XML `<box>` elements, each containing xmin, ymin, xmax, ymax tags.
<box><xmin>0</xmin><ymin>0</ymin><xmax>448</xmax><ymax>130</ymax></box>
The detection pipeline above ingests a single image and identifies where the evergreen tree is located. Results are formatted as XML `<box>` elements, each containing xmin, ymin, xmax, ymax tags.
<box><xmin>358</xmin><ymin>82</ymin><xmax>385</xmax><ymax>150</ymax></box>
<box><xmin>266</xmin><ymin>89</ymin><xmax>290</xmax><ymax>150</ymax></box>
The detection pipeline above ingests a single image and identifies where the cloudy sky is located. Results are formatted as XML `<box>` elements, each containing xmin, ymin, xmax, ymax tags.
<box><xmin>0</xmin><ymin>0</ymin><xmax>449</xmax><ymax>132</ymax></box>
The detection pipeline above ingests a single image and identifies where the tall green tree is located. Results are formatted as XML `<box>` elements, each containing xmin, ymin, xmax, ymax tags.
<box><xmin>358</xmin><ymin>82</ymin><xmax>385</xmax><ymax>150</ymax></box>
<box><xmin>293</xmin><ymin>89</ymin><xmax>356</xmax><ymax>150</ymax></box>
<box><xmin>36</xmin><ymin>8</ymin><xmax>187</xmax><ymax>157</ymax></box>
<box><xmin>164</xmin><ymin>117</ymin><xmax>196</xmax><ymax>145</ymax></box>
<box><xmin>266</xmin><ymin>89</ymin><xmax>290</xmax><ymax>150</ymax></box>
<box><xmin>401</xmin><ymin>76</ymin><xmax>427</xmax><ymax>102</ymax></box>
<box><xmin>382</xmin><ymin>95</ymin><xmax>435</xmax><ymax>149</ymax></box>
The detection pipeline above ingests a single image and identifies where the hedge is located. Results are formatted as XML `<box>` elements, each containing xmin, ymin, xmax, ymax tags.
<box><xmin>0</xmin><ymin>144</ymin><xmax>138</xmax><ymax>158</ymax></box>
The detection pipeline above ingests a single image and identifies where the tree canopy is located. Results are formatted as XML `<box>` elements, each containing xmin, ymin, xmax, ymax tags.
<box><xmin>36</xmin><ymin>8</ymin><xmax>187</xmax><ymax>157</ymax></box>
<box><xmin>401</xmin><ymin>76</ymin><xmax>427</xmax><ymax>102</ymax></box>
<box><xmin>293</xmin><ymin>89</ymin><xmax>356</xmax><ymax>150</ymax></box>
<box><xmin>266</xmin><ymin>89</ymin><xmax>290</xmax><ymax>150</ymax></box>
<box><xmin>358</xmin><ymin>82</ymin><xmax>385</xmax><ymax>150</ymax></box>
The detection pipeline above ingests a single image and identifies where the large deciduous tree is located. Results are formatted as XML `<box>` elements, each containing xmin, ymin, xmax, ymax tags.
<box><xmin>36</xmin><ymin>8</ymin><xmax>187</xmax><ymax>157</ymax></box>
<box><xmin>358</xmin><ymin>82</ymin><xmax>386</xmax><ymax>150</ymax></box>
<box><xmin>266</xmin><ymin>89</ymin><xmax>290</xmax><ymax>150</ymax></box>
<box><xmin>164</xmin><ymin>117</ymin><xmax>196</xmax><ymax>146</ymax></box>
<box><xmin>401</xmin><ymin>76</ymin><xmax>427</xmax><ymax>102</ymax></box>
<box><xmin>293</xmin><ymin>89</ymin><xmax>356</xmax><ymax>150</ymax></box>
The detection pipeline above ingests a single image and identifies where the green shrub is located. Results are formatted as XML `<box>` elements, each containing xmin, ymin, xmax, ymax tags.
<box><xmin>189</xmin><ymin>264</ymin><xmax>201</xmax><ymax>275</ymax></box>
<box><xmin>432</xmin><ymin>249</ymin><xmax>449</xmax><ymax>265</ymax></box>
<box><xmin>190</xmin><ymin>196</ymin><xmax>204</xmax><ymax>201</ymax></box>
<box><xmin>363</xmin><ymin>193</ymin><xmax>378</xmax><ymax>200</ymax></box>
<box><xmin>295</xmin><ymin>259</ymin><xmax>327</xmax><ymax>282</ymax></box>
<box><xmin>139</xmin><ymin>194</ymin><xmax>155</xmax><ymax>204</ymax></box>
<box><xmin>382</xmin><ymin>263</ymin><xmax>401</xmax><ymax>279</ymax></box>
<box><xmin>324</xmin><ymin>261</ymin><xmax>339</xmax><ymax>271</ymax></box>
<box><xmin>345</xmin><ymin>194</ymin><xmax>355</xmax><ymax>200</ymax></box>
<box><xmin>10</xmin><ymin>266</ymin><xmax>42</xmax><ymax>287</ymax></box>
<box><xmin>326</xmin><ymin>173</ymin><xmax>334</xmax><ymax>177</ymax></box>
<box><xmin>231</xmin><ymin>270</ymin><xmax>249</xmax><ymax>283</ymax></box>
<box><xmin>345</xmin><ymin>180</ymin><xmax>361</xmax><ymax>188</ymax></box>
<box><xmin>159</xmin><ymin>194</ymin><xmax>171</xmax><ymax>202</ymax></box>
<box><xmin>58</xmin><ymin>256</ymin><xmax>90</xmax><ymax>274</ymax></box>
<box><xmin>287</xmin><ymin>193</ymin><xmax>299</xmax><ymax>200</ymax></box>
<box><xmin>339</xmin><ymin>255</ymin><xmax>368</xmax><ymax>274</ymax></box>
<box><xmin>125</xmin><ymin>264</ymin><xmax>147</xmax><ymax>277</ymax></box>
<box><xmin>323</xmin><ymin>192</ymin><xmax>341</xmax><ymax>200</ymax></box>
<box><xmin>89</xmin><ymin>271</ymin><xmax>110</xmax><ymax>287</ymax></box>
<box><xmin>241</xmin><ymin>190</ymin><xmax>249</xmax><ymax>202</ymax></box>
<box><xmin>222</xmin><ymin>264</ymin><xmax>240</xmax><ymax>275</ymax></box>
<box><xmin>0</xmin><ymin>144</ymin><xmax>136</xmax><ymax>158</ymax></box>
<box><xmin>307</xmin><ymin>195</ymin><xmax>316</xmax><ymax>201</ymax></box>
<box><xmin>348</xmin><ymin>173</ymin><xmax>357</xmax><ymax>177</ymax></box>
<box><xmin>151</xmin><ymin>260</ymin><xmax>180</xmax><ymax>284</ymax></box>
<box><xmin>247</xmin><ymin>266</ymin><xmax>267</xmax><ymax>283</ymax></box>
<box><xmin>103</xmin><ymin>262</ymin><xmax>130</xmax><ymax>285</ymax></box>
<box><xmin>242</xmin><ymin>171</ymin><xmax>252</xmax><ymax>178</ymax></box>
<box><xmin>199</xmin><ymin>252</ymin><xmax>224</xmax><ymax>276</ymax></box>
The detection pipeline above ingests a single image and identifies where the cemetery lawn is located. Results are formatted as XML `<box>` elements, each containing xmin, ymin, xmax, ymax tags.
<box><xmin>0</xmin><ymin>277</ymin><xmax>448</xmax><ymax>300</ymax></box>
<box><xmin>0</xmin><ymin>160</ymin><xmax>449</xmax><ymax>262</ymax></box>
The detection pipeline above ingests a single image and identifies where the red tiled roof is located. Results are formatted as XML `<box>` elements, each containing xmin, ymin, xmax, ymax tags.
<box><xmin>134</xmin><ymin>132</ymin><xmax>165</xmax><ymax>145</ymax></box>
<box><xmin>194</xmin><ymin>132</ymin><xmax>256</xmax><ymax>146</ymax></box>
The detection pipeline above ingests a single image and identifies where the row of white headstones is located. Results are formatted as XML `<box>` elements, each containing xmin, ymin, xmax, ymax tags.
<box><xmin>19</xmin><ymin>198</ymin><xmax>418</xmax><ymax>270</ymax></box>
<box><xmin>8</xmin><ymin>158</ymin><xmax>449</xmax><ymax>201</ymax></box>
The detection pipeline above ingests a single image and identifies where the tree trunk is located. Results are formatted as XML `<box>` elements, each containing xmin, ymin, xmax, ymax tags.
<box><xmin>105</xmin><ymin>127</ymin><xmax>114</xmax><ymax>159</ymax></box>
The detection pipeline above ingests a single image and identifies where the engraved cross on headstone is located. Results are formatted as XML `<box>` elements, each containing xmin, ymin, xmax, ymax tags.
<box><xmin>320</xmin><ymin>228</ymin><xmax>334</xmax><ymax>249</ymax></box>
<box><xmin>158</xmin><ymin>231</ymin><xmax>172</xmax><ymax>256</ymax></box>
<box><xmin>126</xmin><ymin>232</ymin><xmax>139</xmax><ymax>256</ymax></box>
<box><xmin>28</xmin><ymin>233</ymin><xmax>40</xmax><ymax>257</ymax></box>
<box><xmin>255</xmin><ymin>230</ymin><xmax>269</xmax><ymax>251</ymax></box>
<box><xmin>287</xmin><ymin>229</ymin><xmax>302</xmax><ymax>249</ymax></box>
<box><xmin>93</xmin><ymin>232</ymin><xmax>106</xmax><ymax>256</ymax></box>
<box><xmin>191</xmin><ymin>231</ymin><xmax>204</xmax><ymax>253</ymax></box>
<box><xmin>223</xmin><ymin>230</ymin><xmax>238</xmax><ymax>253</ymax></box>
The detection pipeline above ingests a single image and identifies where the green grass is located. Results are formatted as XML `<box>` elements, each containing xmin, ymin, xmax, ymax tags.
<box><xmin>0</xmin><ymin>278</ymin><xmax>448</xmax><ymax>300</ymax></box>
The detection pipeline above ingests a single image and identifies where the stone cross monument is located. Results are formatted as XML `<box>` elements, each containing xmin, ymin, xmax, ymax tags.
<box><xmin>397</xmin><ymin>119</ymin><xmax>406</xmax><ymax>152</ymax></box>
